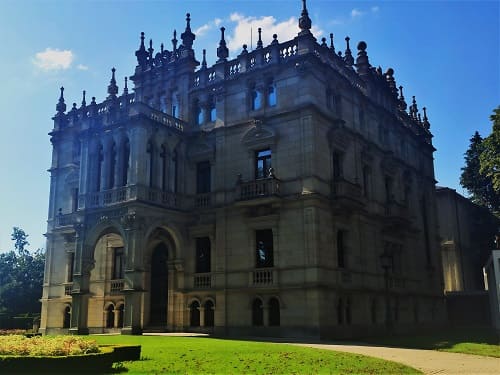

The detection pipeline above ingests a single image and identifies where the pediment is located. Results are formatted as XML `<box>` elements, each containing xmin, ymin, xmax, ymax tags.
<box><xmin>241</xmin><ymin>121</ymin><xmax>276</xmax><ymax>150</ymax></box>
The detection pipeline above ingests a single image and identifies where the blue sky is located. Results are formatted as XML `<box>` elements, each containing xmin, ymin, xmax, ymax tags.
<box><xmin>0</xmin><ymin>0</ymin><xmax>498</xmax><ymax>252</ymax></box>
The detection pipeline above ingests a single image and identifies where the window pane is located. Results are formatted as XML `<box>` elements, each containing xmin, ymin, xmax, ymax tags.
<box><xmin>256</xmin><ymin>229</ymin><xmax>273</xmax><ymax>268</ymax></box>
<box><xmin>268</xmin><ymin>85</ymin><xmax>277</xmax><ymax>107</ymax></box>
<box><xmin>210</xmin><ymin>107</ymin><xmax>216</xmax><ymax>122</ymax></box>
<box><xmin>196</xmin><ymin>237</ymin><xmax>211</xmax><ymax>273</ymax></box>
<box><xmin>196</xmin><ymin>161</ymin><xmax>211</xmax><ymax>194</ymax></box>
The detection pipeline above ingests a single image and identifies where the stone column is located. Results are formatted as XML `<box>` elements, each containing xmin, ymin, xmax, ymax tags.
<box><xmin>263</xmin><ymin>305</ymin><xmax>269</xmax><ymax>326</ymax></box>
<box><xmin>199</xmin><ymin>307</ymin><xmax>205</xmax><ymax>327</ymax></box>
<box><xmin>129</xmin><ymin>126</ymin><xmax>148</xmax><ymax>186</ymax></box>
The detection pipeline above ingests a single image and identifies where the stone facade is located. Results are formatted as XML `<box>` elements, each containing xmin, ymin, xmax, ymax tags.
<box><xmin>40</xmin><ymin>1</ymin><xmax>446</xmax><ymax>338</ymax></box>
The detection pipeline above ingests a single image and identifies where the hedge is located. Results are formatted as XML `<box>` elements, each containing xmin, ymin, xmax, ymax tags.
<box><xmin>0</xmin><ymin>345</ymin><xmax>141</xmax><ymax>374</ymax></box>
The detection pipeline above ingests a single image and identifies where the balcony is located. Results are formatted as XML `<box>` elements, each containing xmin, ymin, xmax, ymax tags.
<box><xmin>64</xmin><ymin>283</ymin><xmax>73</xmax><ymax>296</ymax></box>
<box><xmin>251</xmin><ymin>268</ymin><xmax>275</xmax><ymax>286</ymax></box>
<box><xmin>193</xmin><ymin>273</ymin><xmax>212</xmax><ymax>288</ymax></box>
<box><xmin>194</xmin><ymin>193</ymin><xmax>214</xmax><ymax>209</ymax></box>
<box><xmin>82</xmin><ymin>185</ymin><xmax>182</xmax><ymax>210</ymax></box>
<box><xmin>110</xmin><ymin>279</ymin><xmax>124</xmax><ymax>294</ymax></box>
<box><xmin>237</xmin><ymin>177</ymin><xmax>280</xmax><ymax>203</ymax></box>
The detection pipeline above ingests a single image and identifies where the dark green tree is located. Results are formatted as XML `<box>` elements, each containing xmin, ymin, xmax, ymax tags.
<box><xmin>460</xmin><ymin>131</ymin><xmax>499</xmax><ymax>212</ymax></box>
<box><xmin>480</xmin><ymin>106</ymin><xmax>500</xmax><ymax>194</ymax></box>
<box><xmin>0</xmin><ymin>228</ymin><xmax>45</xmax><ymax>317</ymax></box>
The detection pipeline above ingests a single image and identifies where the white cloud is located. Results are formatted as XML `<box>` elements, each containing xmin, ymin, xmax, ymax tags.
<box><xmin>226</xmin><ymin>13</ymin><xmax>323</xmax><ymax>53</ymax></box>
<box><xmin>77</xmin><ymin>64</ymin><xmax>88</xmax><ymax>71</ymax></box>
<box><xmin>371</xmin><ymin>6</ymin><xmax>380</xmax><ymax>13</ymax></box>
<box><xmin>33</xmin><ymin>48</ymin><xmax>74</xmax><ymax>71</ymax></box>
<box><xmin>214</xmin><ymin>18</ymin><xmax>222</xmax><ymax>27</ymax></box>
<box><xmin>351</xmin><ymin>9</ymin><xmax>364</xmax><ymax>18</ymax></box>
<box><xmin>194</xmin><ymin>23</ymin><xmax>212</xmax><ymax>36</ymax></box>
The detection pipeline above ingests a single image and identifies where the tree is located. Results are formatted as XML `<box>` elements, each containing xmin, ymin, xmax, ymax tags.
<box><xmin>480</xmin><ymin>106</ymin><xmax>500</xmax><ymax>194</ymax></box>
<box><xmin>0</xmin><ymin>228</ymin><xmax>45</xmax><ymax>317</ymax></box>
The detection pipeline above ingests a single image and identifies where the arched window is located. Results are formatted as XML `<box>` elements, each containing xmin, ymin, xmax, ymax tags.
<box><xmin>190</xmin><ymin>301</ymin><xmax>200</xmax><ymax>327</ymax></box>
<box><xmin>204</xmin><ymin>300</ymin><xmax>214</xmax><ymax>327</ymax></box>
<box><xmin>256</xmin><ymin>229</ymin><xmax>273</xmax><ymax>268</ymax></box>
<box><xmin>147</xmin><ymin>141</ymin><xmax>154</xmax><ymax>188</ymax></box>
<box><xmin>268</xmin><ymin>298</ymin><xmax>280</xmax><ymax>326</ymax></box>
<box><xmin>106</xmin><ymin>304</ymin><xmax>115</xmax><ymax>328</ymax></box>
<box><xmin>117</xmin><ymin>304</ymin><xmax>125</xmax><ymax>328</ymax></box>
<box><xmin>197</xmin><ymin>104</ymin><xmax>204</xmax><ymax>125</ymax></box>
<box><xmin>109</xmin><ymin>142</ymin><xmax>116</xmax><ymax>189</ymax></box>
<box><xmin>252</xmin><ymin>298</ymin><xmax>263</xmax><ymax>326</ymax></box>
<box><xmin>196</xmin><ymin>237</ymin><xmax>211</xmax><ymax>273</ymax></box>
<box><xmin>251</xmin><ymin>89</ymin><xmax>262</xmax><ymax>111</ymax></box>
<box><xmin>209</xmin><ymin>100</ymin><xmax>216</xmax><ymax>122</ymax></box>
<box><xmin>122</xmin><ymin>139</ymin><xmax>130</xmax><ymax>187</ymax></box>
<box><xmin>172</xmin><ymin>92</ymin><xmax>179</xmax><ymax>118</ymax></box>
<box><xmin>267</xmin><ymin>83</ymin><xmax>277</xmax><ymax>107</ymax></box>
<box><xmin>63</xmin><ymin>306</ymin><xmax>71</xmax><ymax>329</ymax></box>
<box><xmin>96</xmin><ymin>144</ymin><xmax>104</xmax><ymax>192</ymax></box>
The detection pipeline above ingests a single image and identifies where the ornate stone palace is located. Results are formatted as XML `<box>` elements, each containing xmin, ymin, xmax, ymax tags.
<box><xmin>40</xmin><ymin>0</ymin><xmax>445</xmax><ymax>337</ymax></box>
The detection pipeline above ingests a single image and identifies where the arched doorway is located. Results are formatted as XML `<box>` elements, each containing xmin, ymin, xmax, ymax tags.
<box><xmin>150</xmin><ymin>243</ymin><xmax>168</xmax><ymax>325</ymax></box>
<box><xmin>252</xmin><ymin>298</ymin><xmax>263</xmax><ymax>326</ymax></box>
<box><xmin>190</xmin><ymin>301</ymin><xmax>200</xmax><ymax>327</ymax></box>
<box><xmin>268</xmin><ymin>298</ymin><xmax>280</xmax><ymax>326</ymax></box>
<box><xmin>204</xmin><ymin>300</ymin><xmax>214</xmax><ymax>327</ymax></box>
<box><xmin>63</xmin><ymin>306</ymin><xmax>71</xmax><ymax>329</ymax></box>
<box><xmin>106</xmin><ymin>304</ymin><xmax>115</xmax><ymax>328</ymax></box>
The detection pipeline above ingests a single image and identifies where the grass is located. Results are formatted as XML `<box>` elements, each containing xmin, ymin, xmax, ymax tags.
<box><xmin>361</xmin><ymin>326</ymin><xmax>500</xmax><ymax>358</ymax></box>
<box><xmin>93</xmin><ymin>335</ymin><xmax>421</xmax><ymax>374</ymax></box>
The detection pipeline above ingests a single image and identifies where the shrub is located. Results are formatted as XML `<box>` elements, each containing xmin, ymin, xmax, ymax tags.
<box><xmin>0</xmin><ymin>336</ymin><xmax>100</xmax><ymax>356</ymax></box>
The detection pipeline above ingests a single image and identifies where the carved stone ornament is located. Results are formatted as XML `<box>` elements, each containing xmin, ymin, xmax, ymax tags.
<box><xmin>242</xmin><ymin>119</ymin><xmax>276</xmax><ymax>150</ymax></box>
<box><xmin>121</xmin><ymin>211</ymin><xmax>145</xmax><ymax>231</ymax></box>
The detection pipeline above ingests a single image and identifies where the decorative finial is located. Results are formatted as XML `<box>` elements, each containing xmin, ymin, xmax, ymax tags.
<box><xmin>241</xmin><ymin>44</ymin><xmax>248</xmax><ymax>54</ymax></box>
<box><xmin>135</xmin><ymin>32</ymin><xmax>148</xmax><ymax>67</ymax></box>
<box><xmin>81</xmin><ymin>90</ymin><xmax>87</xmax><ymax>108</ymax></box>
<box><xmin>344</xmin><ymin>36</ymin><xmax>354</xmax><ymax>67</ymax></box>
<box><xmin>148</xmin><ymin>39</ymin><xmax>154</xmax><ymax>65</ymax></box>
<box><xmin>201</xmin><ymin>49</ymin><xmax>207</xmax><ymax>69</ymax></box>
<box><xmin>272</xmin><ymin>34</ymin><xmax>278</xmax><ymax>45</ymax></box>
<box><xmin>298</xmin><ymin>0</ymin><xmax>312</xmax><ymax>33</ymax></box>
<box><xmin>257</xmin><ymin>28</ymin><xmax>263</xmax><ymax>49</ymax></box>
<box><xmin>89</xmin><ymin>96</ymin><xmax>97</xmax><ymax>117</ymax></box>
<box><xmin>422</xmin><ymin>107</ymin><xmax>431</xmax><ymax>130</ymax></box>
<box><xmin>411</xmin><ymin>96</ymin><xmax>418</xmax><ymax>119</ymax></box>
<box><xmin>330</xmin><ymin>33</ymin><xmax>335</xmax><ymax>52</ymax></box>
<box><xmin>107</xmin><ymin>67</ymin><xmax>118</xmax><ymax>98</ymax></box>
<box><xmin>385</xmin><ymin>68</ymin><xmax>398</xmax><ymax>97</ymax></box>
<box><xmin>56</xmin><ymin>86</ymin><xmax>66</xmax><ymax>114</ymax></box>
<box><xmin>355</xmin><ymin>41</ymin><xmax>370</xmax><ymax>75</ymax></box>
<box><xmin>161</xmin><ymin>43</ymin><xmax>164</xmax><ymax>54</ymax></box>
<box><xmin>181</xmin><ymin>12</ymin><xmax>196</xmax><ymax>50</ymax></box>
<box><xmin>123</xmin><ymin>77</ymin><xmax>128</xmax><ymax>95</ymax></box>
<box><xmin>321</xmin><ymin>37</ymin><xmax>327</xmax><ymax>47</ymax></box>
<box><xmin>217</xmin><ymin>27</ymin><xmax>229</xmax><ymax>62</ymax></box>
<box><xmin>398</xmin><ymin>86</ymin><xmax>407</xmax><ymax>111</ymax></box>
<box><xmin>172</xmin><ymin>29</ymin><xmax>178</xmax><ymax>52</ymax></box>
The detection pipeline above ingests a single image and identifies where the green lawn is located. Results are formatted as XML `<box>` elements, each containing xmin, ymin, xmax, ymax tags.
<box><xmin>93</xmin><ymin>335</ymin><xmax>421</xmax><ymax>374</ymax></box>
<box><xmin>361</xmin><ymin>326</ymin><xmax>500</xmax><ymax>358</ymax></box>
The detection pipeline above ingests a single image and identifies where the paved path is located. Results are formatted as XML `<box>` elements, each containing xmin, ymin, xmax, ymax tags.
<box><xmin>292</xmin><ymin>343</ymin><xmax>500</xmax><ymax>375</ymax></box>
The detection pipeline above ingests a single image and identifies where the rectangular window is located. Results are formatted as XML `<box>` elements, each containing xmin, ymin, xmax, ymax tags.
<box><xmin>255</xmin><ymin>149</ymin><xmax>272</xmax><ymax>179</ymax></box>
<box><xmin>195</xmin><ymin>237</ymin><xmax>211</xmax><ymax>273</ymax></box>
<box><xmin>67</xmin><ymin>252</ymin><xmax>74</xmax><ymax>282</ymax></box>
<box><xmin>332</xmin><ymin>152</ymin><xmax>343</xmax><ymax>181</ymax></box>
<box><xmin>196</xmin><ymin>161</ymin><xmax>211</xmax><ymax>194</ymax></box>
<box><xmin>256</xmin><ymin>229</ymin><xmax>273</xmax><ymax>268</ymax></box>
<box><xmin>113</xmin><ymin>247</ymin><xmax>125</xmax><ymax>280</ymax></box>
<box><xmin>251</xmin><ymin>89</ymin><xmax>262</xmax><ymax>110</ymax></box>
<box><xmin>268</xmin><ymin>84</ymin><xmax>277</xmax><ymax>107</ymax></box>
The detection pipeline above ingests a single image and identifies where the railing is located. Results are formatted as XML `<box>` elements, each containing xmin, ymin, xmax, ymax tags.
<box><xmin>64</xmin><ymin>284</ymin><xmax>73</xmax><ymax>296</ymax></box>
<box><xmin>56</xmin><ymin>213</ymin><xmax>79</xmax><ymax>227</ymax></box>
<box><xmin>238</xmin><ymin>178</ymin><xmax>280</xmax><ymax>201</ymax></box>
<box><xmin>110</xmin><ymin>279</ymin><xmax>124</xmax><ymax>293</ymax></box>
<box><xmin>194</xmin><ymin>273</ymin><xmax>212</xmax><ymax>288</ymax></box>
<box><xmin>194</xmin><ymin>193</ymin><xmax>213</xmax><ymax>209</ymax></box>
<box><xmin>252</xmin><ymin>269</ymin><xmax>274</xmax><ymax>285</ymax></box>
<box><xmin>84</xmin><ymin>185</ymin><xmax>182</xmax><ymax>209</ymax></box>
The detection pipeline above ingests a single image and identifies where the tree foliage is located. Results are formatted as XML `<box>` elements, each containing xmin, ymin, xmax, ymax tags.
<box><xmin>480</xmin><ymin>106</ymin><xmax>500</xmax><ymax>193</ymax></box>
<box><xmin>460</xmin><ymin>108</ymin><xmax>500</xmax><ymax>214</ymax></box>
<box><xmin>0</xmin><ymin>228</ymin><xmax>45</xmax><ymax>316</ymax></box>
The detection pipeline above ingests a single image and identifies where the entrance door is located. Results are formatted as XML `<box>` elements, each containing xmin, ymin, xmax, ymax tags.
<box><xmin>150</xmin><ymin>244</ymin><xmax>168</xmax><ymax>325</ymax></box>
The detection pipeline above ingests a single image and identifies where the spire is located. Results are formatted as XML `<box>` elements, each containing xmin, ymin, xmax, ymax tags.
<box><xmin>123</xmin><ymin>77</ymin><xmax>128</xmax><ymax>95</ymax></box>
<box><xmin>422</xmin><ymin>107</ymin><xmax>431</xmax><ymax>130</ymax></box>
<box><xmin>330</xmin><ymin>33</ymin><xmax>335</xmax><ymax>52</ymax></box>
<box><xmin>56</xmin><ymin>86</ymin><xmax>66</xmax><ymax>115</ymax></box>
<box><xmin>256</xmin><ymin>28</ymin><xmax>263</xmax><ymax>49</ymax></box>
<box><xmin>343</xmin><ymin>36</ymin><xmax>354</xmax><ymax>67</ymax></box>
<box><xmin>70</xmin><ymin>102</ymin><xmax>78</xmax><ymax>122</ymax></box>
<box><xmin>298</xmin><ymin>0</ymin><xmax>312</xmax><ymax>33</ymax></box>
<box><xmin>217</xmin><ymin>27</ymin><xmax>229</xmax><ymax>62</ymax></box>
<box><xmin>398</xmin><ymin>86</ymin><xmax>407</xmax><ymax>111</ymax></box>
<box><xmin>181</xmin><ymin>13</ymin><xmax>195</xmax><ymax>50</ymax></box>
<box><xmin>355</xmin><ymin>41</ymin><xmax>370</xmax><ymax>75</ymax></box>
<box><xmin>148</xmin><ymin>39</ymin><xmax>154</xmax><ymax>65</ymax></box>
<box><xmin>411</xmin><ymin>96</ymin><xmax>419</xmax><ymax>119</ymax></box>
<box><xmin>201</xmin><ymin>49</ymin><xmax>207</xmax><ymax>69</ymax></box>
<box><xmin>81</xmin><ymin>90</ymin><xmax>87</xmax><ymax>108</ymax></box>
<box><xmin>172</xmin><ymin>29</ymin><xmax>178</xmax><ymax>52</ymax></box>
<box><xmin>107</xmin><ymin>67</ymin><xmax>118</xmax><ymax>99</ymax></box>
<box><xmin>135</xmin><ymin>32</ymin><xmax>148</xmax><ymax>67</ymax></box>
